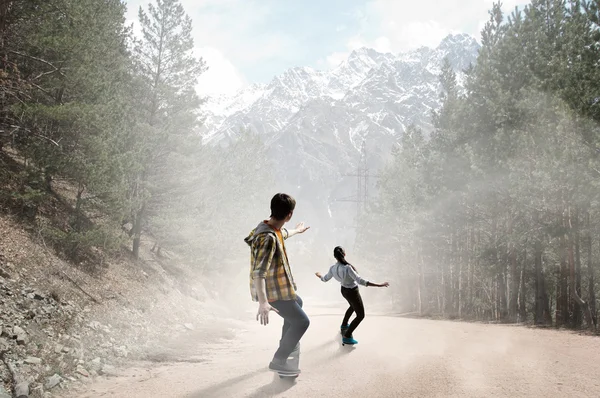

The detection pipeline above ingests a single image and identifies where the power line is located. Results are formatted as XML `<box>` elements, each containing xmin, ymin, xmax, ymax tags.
<box><xmin>335</xmin><ymin>140</ymin><xmax>369</xmax><ymax>223</ymax></box>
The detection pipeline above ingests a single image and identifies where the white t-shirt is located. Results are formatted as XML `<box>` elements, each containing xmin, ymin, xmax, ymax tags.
<box><xmin>320</xmin><ymin>261</ymin><xmax>369</xmax><ymax>289</ymax></box>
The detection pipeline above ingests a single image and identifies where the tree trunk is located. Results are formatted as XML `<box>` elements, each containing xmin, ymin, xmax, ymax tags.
<box><xmin>557</xmin><ymin>210</ymin><xmax>570</xmax><ymax>327</ymax></box>
<box><xmin>574</xmin><ymin>208</ymin><xmax>583</xmax><ymax>328</ymax></box>
<box><xmin>458</xmin><ymin>233</ymin><xmax>463</xmax><ymax>319</ymax></box>
<box><xmin>534</xmin><ymin>232</ymin><xmax>548</xmax><ymax>325</ymax></box>
<box><xmin>416</xmin><ymin>250</ymin><xmax>423</xmax><ymax>315</ymax></box>
<box><xmin>468</xmin><ymin>221</ymin><xmax>475</xmax><ymax>318</ymax></box>
<box><xmin>132</xmin><ymin>204</ymin><xmax>145</xmax><ymax>259</ymax></box>
<box><xmin>491</xmin><ymin>217</ymin><xmax>508</xmax><ymax>321</ymax></box>
<box><xmin>498</xmin><ymin>271</ymin><xmax>508</xmax><ymax>321</ymax></box>
<box><xmin>437</xmin><ymin>248</ymin><xmax>443</xmax><ymax>314</ymax></box>
<box><xmin>508</xmin><ymin>221</ymin><xmax>519</xmax><ymax>322</ymax></box>
<box><xmin>73</xmin><ymin>183</ymin><xmax>85</xmax><ymax>232</ymax></box>
<box><xmin>587</xmin><ymin>213</ymin><xmax>597</xmax><ymax>328</ymax></box>
<box><xmin>518</xmin><ymin>247</ymin><xmax>527</xmax><ymax>322</ymax></box>
<box><xmin>567</xmin><ymin>207</ymin><xmax>594</xmax><ymax>329</ymax></box>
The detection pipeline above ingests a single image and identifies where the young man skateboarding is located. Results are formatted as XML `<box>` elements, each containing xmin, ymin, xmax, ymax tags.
<box><xmin>244</xmin><ymin>193</ymin><xmax>310</xmax><ymax>375</ymax></box>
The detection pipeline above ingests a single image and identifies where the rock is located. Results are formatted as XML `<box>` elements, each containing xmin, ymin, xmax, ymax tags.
<box><xmin>184</xmin><ymin>323</ymin><xmax>194</xmax><ymax>330</ymax></box>
<box><xmin>12</xmin><ymin>325</ymin><xmax>25</xmax><ymax>336</ymax></box>
<box><xmin>114</xmin><ymin>346</ymin><xmax>128</xmax><ymax>358</ymax></box>
<box><xmin>0</xmin><ymin>386</ymin><xmax>12</xmax><ymax>398</ymax></box>
<box><xmin>88</xmin><ymin>321</ymin><xmax>101</xmax><ymax>330</ymax></box>
<box><xmin>15</xmin><ymin>382</ymin><xmax>29</xmax><ymax>398</ymax></box>
<box><xmin>16</xmin><ymin>334</ymin><xmax>28</xmax><ymax>346</ymax></box>
<box><xmin>100</xmin><ymin>364</ymin><xmax>117</xmax><ymax>376</ymax></box>
<box><xmin>0</xmin><ymin>337</ymin><xmax>8</xmax><ymax>350</ymax></box>
<box><xmin>25</xmin><ymin>356</ymin><xmax>42</xmax><ymax>365</ymax></box>
<box><xmin>89</xmin><ymin>358</ymin><xmax>103</xmax><ymax>371</ymax></box>
<box><xmin>44</xmin><ymin>374</ymin><xmax>62</xmax><ymax>390</ymax></box>
<box><xmin>54</xmin><ymin>345</ymin><xmax>63</xmax><ymax>354</ymax></box>
<box><xmin>30</xmin><ymin>385</ymin><xmax>44</xmax><ymax>398</ymax></box>
<box><xmin>76</xmin><ymin>365</ymin><xmax>90</xmax><ymax>378</ymax></box>
<box><xmin>12</xmin><ymin>325</ymin><xmax>28</xmax><ymax>345</ymax></box>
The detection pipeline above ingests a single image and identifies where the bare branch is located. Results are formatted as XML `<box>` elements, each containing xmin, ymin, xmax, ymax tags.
<box><xmin>9</xmin><ymin>125</ymin><xmax>61</xmax><ymax>147</ymax></box>
<box><xmin>30</xmin><ymin>82</ymin><xmax>61</xmax><ymax>103</ymax></box>
<box><xmin>9</xmin><ymin>50</ymin><xmax>66</xmax><ymax>78</ymax></box>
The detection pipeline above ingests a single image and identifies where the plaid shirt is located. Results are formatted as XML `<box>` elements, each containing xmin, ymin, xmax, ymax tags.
<box><xmin>245</xmin><ymin>222</ymin><xmax>297</xmax><ymax>302</ymax></box>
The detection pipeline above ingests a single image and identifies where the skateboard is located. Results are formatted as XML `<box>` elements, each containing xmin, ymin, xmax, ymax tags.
<box><xmin>278</xmin><ymin>344</ymin><xmax>300</xmax><ymax>379</ymax></box>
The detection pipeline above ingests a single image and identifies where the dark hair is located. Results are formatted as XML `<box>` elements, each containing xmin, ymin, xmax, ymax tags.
<box><xmin>334</xmin><ymin>246</ymin><xmax>357</xmax><ymax>272</ymax></box>
<box><xmin>270</xmin><ymin>193</ymin><xmax>296</xmax><ymax>220</ymax></box>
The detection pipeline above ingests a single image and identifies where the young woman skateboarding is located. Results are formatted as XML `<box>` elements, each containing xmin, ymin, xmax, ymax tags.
<box><xmin>315</xmin><ymin>246</ymin><xmax>389</xmax><ymax>345</ymax></box>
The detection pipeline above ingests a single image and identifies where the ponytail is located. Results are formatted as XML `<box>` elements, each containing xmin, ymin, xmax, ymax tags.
<box><xmin>333</xmin><ymin>246</ymin><xmax>358</xmax><ymax>273</ymax></box>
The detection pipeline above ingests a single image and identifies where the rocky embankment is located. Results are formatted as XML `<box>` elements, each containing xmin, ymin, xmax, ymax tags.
<box><xmin>0</xmin><ymin>221</ymin><xmax>236</xmax><ymax>398</ymax></box>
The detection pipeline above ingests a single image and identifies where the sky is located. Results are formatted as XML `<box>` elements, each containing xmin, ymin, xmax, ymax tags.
<box><xmin>124</xmin><ymin>0</ymin><xmax>530</xmax><ymax>96</ymax></box>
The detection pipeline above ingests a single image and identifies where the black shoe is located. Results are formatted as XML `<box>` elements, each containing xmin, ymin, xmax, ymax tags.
<box><xmin>269</xmin><ymin>359</ymin><xmax>300</xmax><ymax>374</ymax></box>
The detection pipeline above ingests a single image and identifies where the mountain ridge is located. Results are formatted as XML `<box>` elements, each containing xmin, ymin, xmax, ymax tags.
<box><xmin>201</xmin><ymin>33</ymin><xmax>479</xmax><ymax>149</ymax></box>
<box><xmin>200</xmin><ymin>33</ymin><xmax>481</xmax><ymax>239</ymax></box>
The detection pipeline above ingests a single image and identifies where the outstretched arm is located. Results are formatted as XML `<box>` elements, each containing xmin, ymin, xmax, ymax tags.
<box><xmin>315</xmin><ymin>268</ymin><xmax>333</xmax><ymax>282</ymax></box>
<box><xmin>366</xmin><ymin>281</ymin><xmax>390</xmax><ymax>287</ymax></box>
<box><xmin>285</xmin><ymin>222</ymin><xmax>310</xmax><ymax>239</ymax></box>
<box><xmin>347</xmin><ymin>267</ymin><xmax>390</xmax><ymax>288</ymax></box>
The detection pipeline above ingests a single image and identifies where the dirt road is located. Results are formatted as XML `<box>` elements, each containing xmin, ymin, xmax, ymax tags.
<box><xmin>67</xmin><ymin>301</ymin><xmax>600</xmax><ymax>398</ymax></box>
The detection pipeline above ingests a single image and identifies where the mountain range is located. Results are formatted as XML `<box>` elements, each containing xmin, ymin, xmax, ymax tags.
<box><xmin>200</xmin><ymin>33</ymin><xmax>481</xmax><ymax>245</ymax></box>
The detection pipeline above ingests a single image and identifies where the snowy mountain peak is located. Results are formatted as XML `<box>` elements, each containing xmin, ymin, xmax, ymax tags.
<box><xmin>436</xmin><ymin>33</ymin><xmax>480</xmax><ymax>70</ymax></box>
<box><xmin>439</xmin><ymin>33</ymin><xmax>478</xmax><ymax>47</ymax></box>
<box><xmin>201</xmin><ymin>33</ymin><xmax>480</xmax><ymax>151</ymax></box>
<box><xmin>200</xmin><ymin>33</ymin><xmax>480</xmax><ymax>227</ymax></box>
<box><xmin>200</xmin><ymin>33</ymin><xmax>481</xmax><ymax>239</ymax></box>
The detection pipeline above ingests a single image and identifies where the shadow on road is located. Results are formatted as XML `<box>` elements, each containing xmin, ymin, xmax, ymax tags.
<box><xmin>185</xmin><ymin>332</ymin><xmax>351</xmax><ymax>397</ymax></box>
<box><xmin>246</xmin><ymin>373</ymin><xmax>297</xmax><ymax>398</ymax></box>
<box><xmin>184</xmin><ymin>368</ymin><xmax>265</xmax><ymax>398</ymax></box>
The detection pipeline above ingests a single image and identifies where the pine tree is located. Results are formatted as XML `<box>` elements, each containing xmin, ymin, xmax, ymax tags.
<box><xmin>1</xmin><ymin>0</ymin><xmax>136</xmax><ymax>258</ymax></box>
<box><xmin>129</xmin><ymin>0</ymin><xmax>207</xmax><ymax>258</ymax></box>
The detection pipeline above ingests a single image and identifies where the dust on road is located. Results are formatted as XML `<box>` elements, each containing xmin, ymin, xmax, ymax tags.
<box><xmin>65</xmin><ymin>302</ymin><xmax>600</xmax><ymax>398</ymax></box>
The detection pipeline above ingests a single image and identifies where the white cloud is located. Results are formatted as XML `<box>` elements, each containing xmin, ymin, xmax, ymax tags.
<box><xmin>196</xmin><ymin>47</ymin><xmax>245</xmax><ymax>96</ymax></box>
<box><xmin>341</xmin><ymin>0</ymin><xmax>530</xmax><ymax>54</ymax></box>
<box><xmin>124</xmin><ymin>0</ymin><xmax>289</xmax><ymax>95</ymax></box>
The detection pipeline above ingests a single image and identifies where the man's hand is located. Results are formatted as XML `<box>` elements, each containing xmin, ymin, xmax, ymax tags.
<box><xmin>315</xmin><ymin>272</ymin><xmax>322</xmax><ymax>279</ymax></box>
<box><xmin>256</xmin><ymin>301</ymin><xmax>278</xmax><ymax>325</ymax></box>
<box><xmin>286</xmin><ymin>222</ymin><xmax>310</xmax><ymax>238</ymax></box>
<box><xmin>294</xmin><ymin>222</ymin><xmax>310</xmax><ymax>233</ymax></box>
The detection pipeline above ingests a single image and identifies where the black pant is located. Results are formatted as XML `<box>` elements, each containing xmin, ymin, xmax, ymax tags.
<box><xmin>269</xmin><ymin>295</ymin><xmax>310</xmax><ymax>361</ymax></box>
<box><xmin>341</xmin><ymin>286</ymin><xmax>365</xmax><ymax>338</ymax></box>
